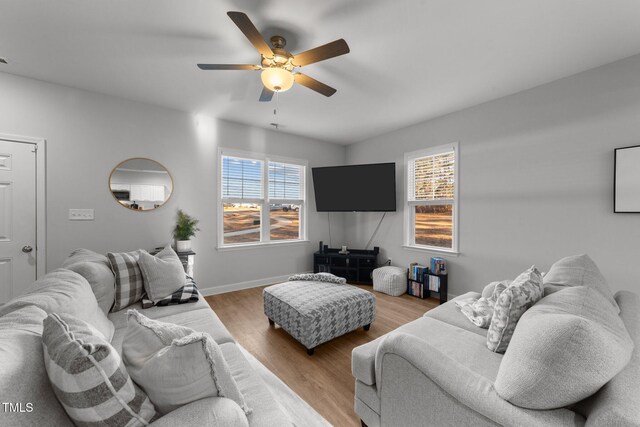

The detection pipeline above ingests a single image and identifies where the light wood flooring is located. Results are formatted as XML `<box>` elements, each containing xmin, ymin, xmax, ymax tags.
<box><xmin>206</xmin><ymin>285</ymin><xmax>440</xmax><ymax>426</ymax></box>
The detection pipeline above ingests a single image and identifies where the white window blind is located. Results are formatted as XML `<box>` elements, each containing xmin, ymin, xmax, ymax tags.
<box><xmin>221</xmin><ymin>156</ymin><xmax>263</xmax><ymax>199</ymax></box>
<box><xmin>408</xmin><ymin>151</ymin><xmax>455</xmax><ymax>202</ymax></box>
<box><xmin>218</xmin><ymin>149</ymin><xmax>308</xmax><ymax>248</ymax></box>
<box><xmin>404</xmin><ymin>143</ymin><xmax>459</xmax><ymax>253</ymax></box>
<box><xmin>268</xmin><ymin>161</ymin><xmax>304</xmax><ymax>200</ymax></box>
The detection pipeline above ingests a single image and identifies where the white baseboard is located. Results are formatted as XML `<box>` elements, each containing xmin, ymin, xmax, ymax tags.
<box><xmin>199</xmin><ymin>272</ymin><xmax>311</xmax><ymax>296</ymax></box>
<box><xmin>199</xmin><ymin>274</ymin><xmax>459</xmax><ymax>300</ymax></box>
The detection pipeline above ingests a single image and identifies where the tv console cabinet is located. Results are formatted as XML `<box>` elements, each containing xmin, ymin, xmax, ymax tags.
<box><xmin>313</xmin><ymin>247</ymin><xmax>379</xmax><ymax>284</ymax></box>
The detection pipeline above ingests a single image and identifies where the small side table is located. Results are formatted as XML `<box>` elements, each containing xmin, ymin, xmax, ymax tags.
<box><xmin>177</xmin><ymin>250</ymin><xmax>195</xmax><ymax>277</ymax></box>
<box><xmin>150</xmin><ymin>247</ymin><xmax>195</xmax><ymax>277</ymax></box>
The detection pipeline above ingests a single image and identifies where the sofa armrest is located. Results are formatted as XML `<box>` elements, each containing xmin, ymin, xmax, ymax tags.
<box><xmin>375</xmin><ymin>332</ymin><xmax>584</xmax><ymax>427</ymax></box>
<box><xmin>352</xmin><ymin>336</ymin><xmax>383</xmax><ymax>385</ymax></box>
<box><xmin>149</xmin><ymin>397</ymin><xmax>249</xmax><ymax>427</ymax></box>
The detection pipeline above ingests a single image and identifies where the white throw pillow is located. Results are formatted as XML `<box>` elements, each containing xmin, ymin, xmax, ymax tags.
<box><xmin>138</xmin><ymin>245</ymin><xmax>187</xmax><ymax>303</ymax></box>
<box><xmin>487</xmin><ymin>266</ymin><xmax>544</xmax><ymax>353</ymax></box>
<box><xmin>63</xmin><ymin>248</ymin><xmax>116</xmax><ymax>314</ymax></box>
<box><xmin>42</xmin><ymin>313</ymin><xmax>156</xmax><ymax>426</ymax></box>
<box><xmin>122</xmin><ymin>310</ymin><xmax>250</xmax><ymax>416</ymax></box>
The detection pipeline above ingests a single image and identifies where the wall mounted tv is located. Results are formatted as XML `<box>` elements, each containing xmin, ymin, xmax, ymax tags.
<box><xmin>312</xmin><ymin>163</ymin><xmax>396</xmax><ymax>212</ymax></box>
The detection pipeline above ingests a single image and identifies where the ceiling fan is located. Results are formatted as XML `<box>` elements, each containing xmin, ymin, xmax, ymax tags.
<box><xmin>197</xmin><ymin>11</ymin><xmax>350</xmax><ymax>102</ymax></box>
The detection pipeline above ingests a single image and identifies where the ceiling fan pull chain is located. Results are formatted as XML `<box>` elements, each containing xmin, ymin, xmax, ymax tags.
<box><xmin>274</xmin><ymin>90</ymin><xmax>279</xmax><ymax>116</ymax></box>
<box><xmin>270</xmin><ymin>91</ymin><xmax>280</xmax><ymax>130</ymax></box>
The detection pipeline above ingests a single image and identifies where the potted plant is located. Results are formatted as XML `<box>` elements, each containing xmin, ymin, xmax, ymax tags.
<box><xmin>173</xmin><ymin>209</ymin><xmax>199</xmax><ymax>252</ymax></box>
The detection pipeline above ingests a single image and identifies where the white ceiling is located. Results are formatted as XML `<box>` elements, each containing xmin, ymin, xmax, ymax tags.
<box><xmin>2</xmin><ymin>1</ymin><xmax>640</xmax><ymax>144</ymax></box>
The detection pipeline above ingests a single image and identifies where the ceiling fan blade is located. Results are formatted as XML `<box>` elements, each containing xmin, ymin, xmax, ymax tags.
<box><xmin>292</xmin><ymin>39</ymin><xmax>350</xmax><ymax>67</ymax></box>
<box><xmin>259</xmin><ymin>87</ymin><xmax>274</xmax><ymax>102</ymax></box>
<box><xmin>197</xmin><ymin>64</ymin><xmax>259</xmax><ymax>70</ymax></box>
<box><xmin>294</xmin><ymin>73</ymin><xmax>337</xmax><ymax>97</ymax></box>
<box><xmin>227</xmin><ymin>11</ymin><xmax>274</xmax><ymax>58</ymax></box>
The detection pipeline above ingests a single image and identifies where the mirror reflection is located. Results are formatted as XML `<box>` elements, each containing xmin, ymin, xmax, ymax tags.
<box><xmin>109</xmin><ymin>158</ymin><xmax>173</xmax><ymax>211</ymax></box>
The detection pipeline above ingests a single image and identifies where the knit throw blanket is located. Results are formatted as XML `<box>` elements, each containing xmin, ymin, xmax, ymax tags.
<box><xmin>455</xmin><ymin>280</ymin><xmax>511</xmax><ymax>328</ymax></box>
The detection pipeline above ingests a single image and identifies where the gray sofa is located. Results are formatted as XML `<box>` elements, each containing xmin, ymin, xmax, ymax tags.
<box><xmin>352</xmin><ymin>290</ymin><xmax>640</xmax><ymax>426</ymax></box>
<box><xmin>0</xmin><ymin>250</ymin><xmax>326</xmax><ymax>427</ymax></box>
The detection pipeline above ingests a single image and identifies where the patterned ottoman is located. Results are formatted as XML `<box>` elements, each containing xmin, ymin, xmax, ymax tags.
<box><xmin>263</xmin><ymin>281</ymin><xmax>376</xmax><ymax>355</ymax></box>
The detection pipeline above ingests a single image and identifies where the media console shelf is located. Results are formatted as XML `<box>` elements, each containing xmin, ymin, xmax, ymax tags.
<box><xmin>313</xmin><ymin>247</ymin><xmax>379</xmax><ymax>284</ymax></box>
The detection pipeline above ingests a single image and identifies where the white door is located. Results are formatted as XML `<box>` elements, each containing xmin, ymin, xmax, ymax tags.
<box><xmin>0</xmin><ymin>140</ymin><xmax>37</xmax><ymax>303</ymax></box>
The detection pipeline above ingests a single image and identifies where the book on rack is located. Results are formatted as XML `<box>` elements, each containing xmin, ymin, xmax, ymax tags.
<box><xmin>430</xmin><ymin>257</ymin><xmax>447</xmax><ymax>275</ymax></box>
<box><xmin>408</xmin><ymin>263</ymin><xmax>428</xmax><ymax>281</ymax></box>
<box><xmin>428</xmin><ymin>275</ymin><xmax>441</xmax><ymax>292</ymax></box>
<box><xmin>407</xmin><ymin>281</ymin><xmax>425</xmax><ymax>298</ymax></box>
<box><xmin>408</xmin><ymin>263</ymin><xmax>418</xmax><ymax>281</ymax></box>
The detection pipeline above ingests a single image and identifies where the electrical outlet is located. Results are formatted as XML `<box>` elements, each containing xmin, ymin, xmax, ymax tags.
<box><xmin>69</xmin><ymin>209</ymin><xmax>94</xmax><ymax>221</ymax></box>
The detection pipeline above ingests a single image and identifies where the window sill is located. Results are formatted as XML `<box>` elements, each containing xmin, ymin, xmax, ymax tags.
<box><xmin>217</xmin><ymin>240</ymin><xmax>310</xmax><ymax>252</ymax></box>
<box><xmin>402</xmin><ymin>245</ymin><xmax>460</xmax><ymax>257</ymax></box>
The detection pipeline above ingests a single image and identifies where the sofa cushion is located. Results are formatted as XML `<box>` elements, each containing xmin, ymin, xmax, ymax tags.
<box><xmin>352</xmin><ymin>297</ymin><xmax>490</xmax><ymax>386</ymax></box>
<box><xmin>42</xmin><ymin>313</ymin><xmax>156</xmax><ymax>426</ymax></box>
<box><xmin>487</xmin><ymin>266</ymin><xmax>544</xmax><ymax>353</ymax></box>
<box><xmin>352</xmin><ymin>315</ymin><xmax>503</xmax><ymax>387</ymax></box>
<box><xmin>149</xmin><ymin>397</ymin><xmax>249</xmax><ymax>427</ymax></box>
<box><xmin>0</xmin><ymin>306</ymin><xmax>73</xmax><ymax>427</ymax></box>
<box><xmin>62</xmin><ymin>248</ymin><xmax>115</xmax><ymax>314</ymax></box>
<box><xmin>495</xmin><ymin>286</ymin><xmax>634</xmax><ymax>410</ymax></box>
<box><xmin>423</xmin><ymin>292</ymin><xmax>487</xmax><ymax>337</ymax></box>
<box><xmin>220</xmin><ymin>342</ymin><xmax>294</xmax><ymax>427</ymax></box>
<box><xmin>108</xmin><ymin>250</ymin><xmax>145</xmax><ymax>311</ymax></box>
<box><xmin>544</xmin><ymin>254</ymin><xmax>619</xmax><ymax>313</ymax></box>
<box><xmin>138</xmin><ymin>245</ymin><xmax>186</xmax><ymax>303</ymax></box>
<box><xmin>109</xmin><ymin>291</ymin><xmax>214</xmax><ymax>329</ymax></box>
<box><xmin>0</xmin><ymin>268</ymin><xmax>114</xmax><ymax>341</ymax></box>
<box><xmin>122</xmin><ymin>311</ymin><xmax>248</xmax><ymax>416</ymax></box>
<box><xmin>376</xmin><ymin>317</ymin><xmax>503</xmax><ymax>388</ymax></box>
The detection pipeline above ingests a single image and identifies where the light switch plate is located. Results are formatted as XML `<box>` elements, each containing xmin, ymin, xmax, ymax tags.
<box><xmin>69</xmin><ymin>209</ymin><xmax>94</xmax><ymax>221</ymax></box>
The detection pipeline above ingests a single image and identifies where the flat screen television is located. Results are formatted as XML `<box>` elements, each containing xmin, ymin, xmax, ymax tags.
<box><xmin>312</xmin><ymin>163</ymin><xmax>396</xmax><ymax>212</ymax></box>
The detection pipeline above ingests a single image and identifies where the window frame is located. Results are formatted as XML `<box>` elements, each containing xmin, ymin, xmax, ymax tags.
<box><xmin>404</xmin><ymin>142</ymin><xmax>459</xmax><ymax>254</ymax></box>
<box><xmin>217</xmin><ymin>148</ymin><xmax>308</xmax><ymax>249</ymax></box>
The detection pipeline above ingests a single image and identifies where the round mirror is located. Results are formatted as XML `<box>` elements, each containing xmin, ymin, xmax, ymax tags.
<box><xmin>109</xmin><ymin>158</ymin><xmax>173</xmax><ymax>211</ymax></box>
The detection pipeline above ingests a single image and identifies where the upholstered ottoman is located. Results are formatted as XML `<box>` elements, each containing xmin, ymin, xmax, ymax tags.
<box><xmin>373</xmin><ymin>266</ymin><xmax>407</xmax><ymax>296</ymax></box>
<box><xmin>263</xmin><ymin>281</ymin><xmax>376</xmax><ymax>355</ymax></box>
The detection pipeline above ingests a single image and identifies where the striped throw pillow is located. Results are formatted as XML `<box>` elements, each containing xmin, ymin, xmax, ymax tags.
<box><xmin>141</xmin><ymin>276</ymin><xmax>199</xmax><ymax>309</ymax></box>
<box><xmin>108</xmin><ymin>250</ymin><xmax>145</xmax><ymax>311</ymax></box>
<box><xmin>42</xmin><ymin>313</ymin><xmax>156</xmax><ymax>426</ymax></box>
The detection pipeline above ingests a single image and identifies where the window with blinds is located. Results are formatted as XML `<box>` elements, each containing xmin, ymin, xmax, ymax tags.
<box><xmin>219</xmin><ymin>151</ymin><xmax>306</xmax><ymax>247</ymax></box>
<box><xmin>408</xmin><ymin>151</ymin><xmax>455</xmax><ymax>202</ymax></box>
<box><xmin>221</xmin><ymin>156</ymin><xmax>263</xmax><ymax>200</ymax></box>
<box><xmin>268</xmin><ymin>161</ymin><xmax>304</xmax><ymax>200</ymax></box>
<box><xmin>405</xmin><ymin>143</ymin><xmax>458</xmax><ymax>252</ymax></box>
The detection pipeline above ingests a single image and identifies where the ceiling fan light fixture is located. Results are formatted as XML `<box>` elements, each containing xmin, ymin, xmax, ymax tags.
<box><xmin>261</xmin><ymin>67</ymin><xmax>294</xmax><ymax>92</ymax></box>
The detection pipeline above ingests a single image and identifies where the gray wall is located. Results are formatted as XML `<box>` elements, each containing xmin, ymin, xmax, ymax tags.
<box><xmin>345</xmin><ymin>54</ymin><xmax>640</xmax><ymax>295</ymax></box>
<box><xmin>0</xmin><ymin>72</ymin><xmax>345</xmax><ymax>291</ymax></box>
<box><xmin>3</xmin><ymin>52</ymin><xmax>639</xmax><ymax>295</ymax></box>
